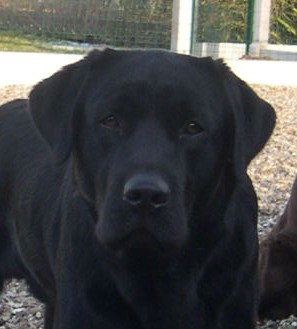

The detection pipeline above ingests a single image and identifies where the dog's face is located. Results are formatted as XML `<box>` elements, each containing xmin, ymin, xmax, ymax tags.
<box><xmin>74</xmin><ymin>53</ymin><xmax>234</xmax><ymax>251</ymax></box>
<box><xmin>29</xmin><ymin>49</ymin><xmax>275</xmax><ymax>253</ymax></box>
<box><xmin>259</xmin><ymin>235</ymin><xmax>297</xmax><ymax>320</ymax></box>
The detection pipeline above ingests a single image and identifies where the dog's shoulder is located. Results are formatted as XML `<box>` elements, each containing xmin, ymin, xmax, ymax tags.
<box><xmin>0</xmin><ymin>98</ymin><xmax>53</xmax><ymax>175</ymax></box>
<box><xmin>0</xmin><ymin>98</ymin><xmax>28</xmax><ymax>122</ymax></box>
<box><xmin>0</xmin><ymin>98</ymin><xmax>31</xmax><ymax>132</ymax></box>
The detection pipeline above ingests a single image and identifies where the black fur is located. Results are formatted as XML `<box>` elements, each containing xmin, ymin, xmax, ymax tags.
<box><xmin>0</xmin><ymin>49</ymin><xmax>275</xmax><ymax>329</ymax></box>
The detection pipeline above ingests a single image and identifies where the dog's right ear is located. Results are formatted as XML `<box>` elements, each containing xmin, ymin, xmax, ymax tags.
<box><xmin>29</xmin><ymin>48</ymin><xmax>117</xmax><ymax>163</ymax></box>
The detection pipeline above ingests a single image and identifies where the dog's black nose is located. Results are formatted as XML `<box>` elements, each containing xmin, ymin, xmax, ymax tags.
<box><xmin>123</xmin><ymin>174</ymin><xmax>170</xmax><ymax>209</ymax></box>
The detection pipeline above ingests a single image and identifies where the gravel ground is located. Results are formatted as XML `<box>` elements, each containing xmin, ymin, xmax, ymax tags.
<box><xmin>0</xmin><ymin>83</ymin><xmax>297</xmax><ymax>328</ymax></box>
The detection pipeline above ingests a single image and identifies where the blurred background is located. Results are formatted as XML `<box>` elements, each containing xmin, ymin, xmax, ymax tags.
<box><xmin>0</xmin><ymin>0</ymin><xmax>296</xmax><ymax>60</ymax></box>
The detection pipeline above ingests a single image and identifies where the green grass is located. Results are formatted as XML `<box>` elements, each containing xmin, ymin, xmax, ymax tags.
<box><xmin>0</xmin><ymin>32</ymin><xmax>88</xmax><ymax>53</ymax></box>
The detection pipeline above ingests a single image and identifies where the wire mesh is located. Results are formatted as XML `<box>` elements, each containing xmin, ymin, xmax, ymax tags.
<box><xmin>0</xmin><ymin>0</ymin><xmax>296</xmax><ymax>60</ymax></box>
<box><xmin>193</xmin><ymin>0</ymin><xmax>296</xmax><ymax>60</ymax></box>
<box><xmin>0</xmin><ymin>0</ymin><xmax>172</xmax><ymax>49</ymax></box>
<box><xmin>270</xmin><ymin>0</ymin><xmax>297</xmax><ymax>45</ymax></box>
<box><xmin>196</xmin><ymin>0</ymin><xmax>247</xmax><ymax>44</ymax></box>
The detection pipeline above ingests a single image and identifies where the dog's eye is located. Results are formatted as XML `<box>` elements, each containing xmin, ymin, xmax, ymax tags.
<box><xmin>98</xmin><ymin>115</ymin><xmax>120</xmax><ymax>128</ymax></box>
<box><xmin>183</xmin><ymin>121</ymin><xmax>203</xmax><ymax>135</ymax></box>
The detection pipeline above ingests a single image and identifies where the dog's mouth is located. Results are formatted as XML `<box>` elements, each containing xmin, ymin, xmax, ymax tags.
<box><xmin>103</xmin><ymin>228</ymin><xmax>166</xmax><ymax>252</ymax></box>
<box><xmin>96</xmin><ymin>190</ymin><xmax>188</xmax><ymax>253</ymax></box>
<box><xmin>97</xmin><ymin>209</ymin><xmax>187</xmax><ymax>254</ymax></box>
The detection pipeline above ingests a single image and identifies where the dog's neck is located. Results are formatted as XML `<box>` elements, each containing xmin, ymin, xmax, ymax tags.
<box><xmin>106</xmin><ymin>184</ymin><xmax>232</xmax><ymax>329</ymax></box>
<box><xmin>109</xmin><ymin>246</ymin><xmax>200</xmax><ymax>329</ymax></box>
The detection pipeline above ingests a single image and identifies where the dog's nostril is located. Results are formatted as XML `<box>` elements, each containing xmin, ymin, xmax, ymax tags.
<box><xmin>124</xmin><ymin>187</ymin><xmax>169</xmax><ymax>208</ymax></box>
<box><xmin>123</xmin><ymin>174</ymin><xmax>170</xmax><ymax>209</ymax></box>
<box><xmin>124</xmin><ymin>189</ymin><xmax>143</xmax><ymax>206</ymax></box>
<box><xmin>151</xmin><ymin>191</ymin><xmax>169</xmax><ymax>207</ymax></box>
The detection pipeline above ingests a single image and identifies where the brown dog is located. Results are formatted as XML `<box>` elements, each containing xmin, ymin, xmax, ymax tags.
<box><xmin>259</xmin><ymin>175</ymin><xmax>297</xmax><ymax>320</ymax></box>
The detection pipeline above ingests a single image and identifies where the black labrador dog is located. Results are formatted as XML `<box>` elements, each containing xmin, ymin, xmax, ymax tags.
<box><xmin>0</xmin><ymin>49</ymin><xmax>275</xmax><ymax>329</ymax></box>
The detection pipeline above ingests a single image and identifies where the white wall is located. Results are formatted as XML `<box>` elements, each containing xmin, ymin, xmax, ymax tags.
<box><xmin>0</xmin><ymin>52</ymin><xmax>296</xmax><ymax>87</ymax></box>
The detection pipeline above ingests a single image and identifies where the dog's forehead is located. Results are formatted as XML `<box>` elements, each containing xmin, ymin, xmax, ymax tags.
<box><xmin>87</xmin><ymin>51</ymin><xmax>226</xmax><ymax>116</ymax></box>
<box><xmin>93</xmin><ymin>50</ymin><xmax>218</xmax><ymax>87</ymax></box>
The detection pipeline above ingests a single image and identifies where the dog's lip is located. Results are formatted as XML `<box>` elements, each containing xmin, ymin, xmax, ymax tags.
<box><xmin>105</xmin><ymin>228</ymin><xmax>165</xmax><ymax>252</ymax></box>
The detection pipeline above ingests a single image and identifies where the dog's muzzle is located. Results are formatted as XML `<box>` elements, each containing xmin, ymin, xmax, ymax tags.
<box><xmin>96</xmin><ymin>172</ymin><xmax>188</xmax><ymax>252</ymax></box>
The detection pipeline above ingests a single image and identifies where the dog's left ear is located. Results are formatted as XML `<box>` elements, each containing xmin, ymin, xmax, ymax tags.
<box><xmin>215</xmin><ymin>60</ymin><xmax>276</xmax><ymax>176</ymax></box>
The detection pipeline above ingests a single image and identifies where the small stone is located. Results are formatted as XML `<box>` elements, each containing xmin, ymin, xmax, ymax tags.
<box><xmin>35</xmin><ymin>311</ymin><xmax>42</xmax><ymax>319</ymax></box>
<box><xmin>1</xmin><ymin>315</ymin><xmax>10</xmax><ymax>322</ymax></box>
<box><xmin>265</xmin><ymin>320</ymin><xmax>277</xmax><ymax>328</ymax></box>
<box><xmin>12</xmin><ymin>307</ymin><xmax>25</xmax><ymax>314</ymax></box>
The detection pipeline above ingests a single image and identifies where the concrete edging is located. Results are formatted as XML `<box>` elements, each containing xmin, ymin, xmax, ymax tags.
<box><xmin>0</xmin><ymin>52</ymin><xmax>296</xmax><ymax>87</ymax></box>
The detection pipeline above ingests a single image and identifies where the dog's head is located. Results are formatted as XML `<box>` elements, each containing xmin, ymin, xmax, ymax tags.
<box><xmin>259</xmin><ymin>231</ymin><xmax>297</xmax><ymax>320</ymax></box>
<box><xmin>29</xmin><ymin>49</ymin><xmax>275</xmax><ymax>252</ymax></box>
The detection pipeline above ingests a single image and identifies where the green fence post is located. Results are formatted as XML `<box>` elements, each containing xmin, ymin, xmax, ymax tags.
<box><xmin>190</xmin><ymin>0</ymin><xmax>196</xmax><ymax>54</ymax></box>
<box><xmin>245</xmin><ymin>0</ymin><xmax>255</xmax><ymax>55</ymax></box>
